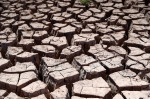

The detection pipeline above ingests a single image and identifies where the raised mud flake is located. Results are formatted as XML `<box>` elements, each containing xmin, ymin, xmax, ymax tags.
<box><xmin>122</xmin><ymin>8</ymin><xmax>139</xmax><ymax>15</ymax></box>
<box><xmin>67</xmin><ymin>7</ymin><xmax>83</xmax><ymax>16</ymax></box>
<box><xmin>111</xmin><ymin>31</ymin><xmax>126</xmax><ymax>45</ymax></box>
<box><xmin>1</xmin><ymin>19</ymin><xmax>15</xmax><ymax>28</ymax></box>
<box><xmin>40</xmin><ymin>57</ymin><xmax>79</xmax><ymax>91</ymax></box>
<box><xmin>87</xmin><ymin>44</ymin><xmax>105</xmax><ymax>57</ymax></box>
<box><xmin>131</xmin><ymin>25</ymin><xmax>147</xmax><ymax>33</ymax></box>
<box><xmin>17</xmin><ymin>24</ymin><xmax>31</xmax><ymax>41</ymax></box>
<box><xmin>33</xmin><ymin>31</ymin><xmax>49</xmax><ymax>44</ymax></box>
<box><xmin>126</xmin><ymin>54</ymin><xmax>150</xmax><ymax>74</ymax></box>
<box><xmin>60</xmin><ymin>45</ymin><xmax>82</xmax><ymax>63</ymax></box>
<box><xmin>102</xmin><ymin>7</ymin><xmax>114</xmax><ymax>16</ymax></box>
<box><xmin>132</xmin><ymin>19</ymin><xmax>149</xmax><ymax>26</ymax></box>
<box><xmin>108</xmin><ymin>15</ymin><xmax>119</xmax><ymax>25</ymax></box>
<box><xmin>4</xmin><ymin>92</ymin><xmax>24</xmax><ymax>99</ymax></box>
<box><xmin>71</xmin><ymin>22</ymin><xmax>83</xmax><ymax>33</ymax></box>
<box><xmin>32</xmin><ymin>45</ymin><xmax>56</xmax><ymax>58</ymax></box>
<box><xmin>17</xmin><ymin>24</ymin><xmax>31</xmax><ymax>32</ymax></box>
<box><xmin>0</xmin><ymin>58</ymin><xmax>12</xmax><ymax>73</ymax></box>
<box><xmin>57</xmin><ymin>1</ymin><xmax>71</xmax><ymax>11</ymax></box>
<box><xmin>57</xmin><ymin>25</ymin><xmax>76</xmax><ymax>36</ymax></box>
<box><xmin>101</xmin><ymin>2</ymin><xmax>114</xmax><ymax>7</ymax></box>
<box><xmin>96</xmin><ymin>28</ymin><xmax>113</xmax><ymax>36</ymax></box>
<box><xmin>20</xmin><ymin>14</ymin><xmax>33</xmax><ymax>22</ymax></box>
<box><xmin>100</xmin><ymin>56</ymin><xmax>125</xmax><ymax>73</ymax></box>
<box><xmin>84</xmin><ymin>17</ymin><xmax>101</xmax><ymax>24</ymax></box>
<box><xmin>128</xmin><ymin>47</ymin><xmax>145</xmax><ymax>56</ymax></box>
<box><xmin>6</xmin><ymin>46</ymin><xmax>23</xmax><ymax>64</ymax></box>
<box><xmin>20</xmin><ymin>80</ymin><xmax>49</xmax><ymax>97</ymax></box>
<box><xmin>129</xmin><ymin>13</ymin><xmax>145</xmax><ymax>20</ymax></box>
<box><xmin>108</xmin><ymin>25</ymin><xmax>124</xmax><ymax>33</ymax></box>
<box><xmin>122</xmin><ymin>91</ymin><xmax>150</xmax><ymax>99</ymax></box>
<box><xmin>65</xmin><ymin>18</ymin><xmax>77</xmax><ymax>24</ymax></box>
<box><xmin>48</xmin><ymin>7</ymin><xmax>62</xmax><ymax>17</ymax></box>
<box><xmin>101</xmin><ymin>34</ymin><xmax>117</xmax><ymax>46</ymax></box>
<box><xmin>52</xmin><ymin>12</ymin><xmax>72</xmax><ymax>22</ymax></box>
<box><xmin>72</xmin><ymin>54</ymin><xmax>96</xmax><ymax>70</ymax></box>
<box><xmin>0</xmin><ymin>73</ymin><xmax>19</xmax><ymax>92</ymax></box>
<box><xmin>81</xmin><ymin>28</ymin><xmax>93</xmax><ymax>34</ymax></box>
<box><xmin>108</xmin><ymin>46</ymin><xmax>126</xmax><ymax>57</ymax></box>
<box><xmin>21</xmin><ymin>31</ymin><xmax>34</xmax><ymax>39</ymax></box>
<box><xmin>95</xmin><ymin>22</ymin><xmax>107</xmax><ymax>31</ymax></box>
<box><xmin>109</xmin><ymin>69</ymin><xmax>149</xmax><ymax>91</ymax></box>
<box><xmin>40</xmin><ymin>57</ymin><xmax>67</xmax><ymax>69</ymax></box>
<box><xmin>129</xmin><ymin>31</ymin><xmax>149</xmax><ymax>38</ymax></box>
<box><xmin>0</xmin><ymin>27</ymin><xmax>13</xmax><ymax>36</ymax></box>
<box><xmin>124</xmin><ymin>37</ymin><xmax>150</xmax><ymax>52</ymax></box>
<box><xmin>52</xmin><ymin>23</ymin><xmax>67</xmax><ymax>34</ymax></box>
<box><xmin>94</xmin><ymin>49</ymin><xmax>116</xmax><ymax>61</ymax></box>
<box><xmin>32</xmin><ymin>13</ymin><xmax>48</xmax><ymax>22</ymax></box>
<box><xmin>78</xmin><ymin>10</ymin><xmax>93</xmax><ymax>20</ymax></box>
<box><xmin>51</xmin><ymin>16</ymin><xmax>65</xmax><ymax>23</ymax></box>
<box><xmin>16</xmin><ymin>52</ymin><xmax>40</xmax><ymax>68</ymax></box>
<box><xmin>72</xmin><ymin>33</ymin><xmax>99</xmax><ymax>52</ymax></box>
<box><xmin>82</xmin><ymin>62</ymin><xmax>106</xmax><ymax>79</ymax></box>
<box><xmin>30</xmin><ymin>22</ymin><xmax>49</xmax><ymax>31</ymax></box>
<box><xmin>94</xmin><ymin>12</ymin><xmax>106</xmax><ymax>20</ymax></box>
<box><xmin>50</xmin><ymin>85</ymin><xmax>69</xmax><ymax>99</ymax></box>
<box><xmin>56</xmin><ymin>25</ymin><xmax>77</xmax><ymax>44</ymax></box>
<box><xmin>113</xmin><ymin>3</ymin><xmax>124</xmax><ymax>9</ymax></box>
<box><xmin>72</xmin><ymin>54</ymin><xmax>106</xmax><ymax>79</ymax></box>
<box><xmin>117</xmin><ymin>19</ymin><xmax>128</xmax><ymax>29</ymax></box>
<box><xmin>48</xmin><ymin>65</ymin><xmax>79</xmax><ymax>91</ymax></box>
<box><xmin>72</xmin><ymin>77</ymin><xmax>111</xmax><ymax>98</ymax></box>
<box><xmin>18</xmin><ymin>39</ymin><xmax>34</xmax><ymax>51</ymax></box>
<box><xmin>3</xmin><ymin>62</ymin><xmax>37</xmax><ymax>74</ymax></box>
<box><xmin>17</xmin><ymin>71</ymin><xmax>38</xmax><ymax>94</ymax></box>
<box><xmin>42</xmin><ymin>36</ymin><xmax>68</xmax><ymax>52</ymax></box>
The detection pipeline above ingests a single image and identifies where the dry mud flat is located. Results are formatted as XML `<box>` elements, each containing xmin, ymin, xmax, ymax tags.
<box><xmin>0</xmin><ymin>0</ymin><xmax>150</xmax><ymax>98</ymax></box>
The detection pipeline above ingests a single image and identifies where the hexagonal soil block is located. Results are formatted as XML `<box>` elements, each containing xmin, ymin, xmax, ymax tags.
<box><xmin>3</xmin><ymin>62</ymin><xmax>37</xmax><ymax>74</ymax></box>
<box><xmin>40</xmin><ymin>57</ymin><xmax>79</xmax><ymax>91</ymax></box>
<box><xmin>72</xmin><ymin>33</ymin><xmax>99</xmax><ymax>52</ymax></box>
<box><xmin>18</xmin><ymin>39</ymin><xmax>34</xmax><ymax>51</ymax></box>
<box><xmin>32</xmin><ymin>45</ymin><xmax>56</xmax><ymax>58</ymax></box>
<box><xmin>72</xmin><ymin>77</ymin><xmax>111</xmax><ymax>98</ymax></box>
<box><xmin>42</xmin><ymin>36</ymin><xmax>68</xmax><ymax>53</ymax></box>
<box><xmin>72</xmin><ymin>54</ymin><xmax>106</xmax><ymax>79</ymax></box>
<box><xmin>0</xmin><ymin>73</ymin><xmax>19</xmax><ymax>92</ymax></box>
<box><xmin>20</xmin><ymin>80</ymin><xmax>49</xmax><ymax>97</ymax></box>
<box><xmin>60</xmin><ymin>46</ymin><xmax>82</xmax><ymax>63</ymax></box>
<box><xmin>16</xmin><ymin>52</ymin><xmax>40</xmax><ymax>68</ymax></box>
<box><xmin>100</xmin><ymin>56</ymin><xmax>125</xmax><ymax>73</ymax></box>
<box><xmin>109</xmin><ymin>69</ymin><xmax>149</xmax><ymax>91</ymax></box>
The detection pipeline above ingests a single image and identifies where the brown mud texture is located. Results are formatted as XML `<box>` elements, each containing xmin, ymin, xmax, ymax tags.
<box><xmin>0</xmin><ymin>0</ymin><xmax>150</xmax><ymax>99</ymax></box>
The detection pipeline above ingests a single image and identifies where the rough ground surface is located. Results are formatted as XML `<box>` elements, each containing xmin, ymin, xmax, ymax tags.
<box><xmin>0</xmin><ymin>0</ymin><xmax>150</xmax><ymax>98</ymax></box>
